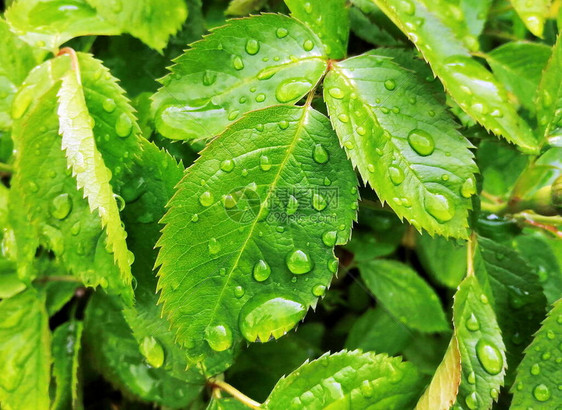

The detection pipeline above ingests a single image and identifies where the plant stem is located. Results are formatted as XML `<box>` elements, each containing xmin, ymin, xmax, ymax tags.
<box><xmin>208</xmin><ymin>379</ymin><xmax>261</xmax><ymax>409</ymax></box>
<box><xmin>0</xmin><ymin>162</ymin><xmax>13</xmax><ymax>173</ymax></box>
<box><xmin>466</xmin><ymin>232</ymin><xmax>476</xmax><ymax>277</ymax></box>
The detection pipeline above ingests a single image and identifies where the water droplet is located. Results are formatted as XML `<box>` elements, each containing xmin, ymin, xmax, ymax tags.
<box><xmin>234</xmin><ymin>286</ymin><xmax>245</xmax><ymax>298</ymax></box>
<box><xmin>461</xmin><ymin>177</ymin><xmax>477</xmax><ymax>198</ymax></box>
<box><xmin>228</xmin><ymin>110</ymin><xmax>240</xmax><ymax>121</ymax></box>
<box><xmin>321</xmin><ymin>231</ymin><xmax>337</xmax><ymax>247</ymax></box>
<box><xmin>70</xmin><ymin>222</ymin><xmax>81</xmax><ymax>236</ymax></box>
<box><xmin>465</xmin><ymin>392</ymin><xmax>478</xmax><ymax>409</ymax></box>
<box><xmin>221</xmin><ymin>159</ymin><xmax>235</xmax><ymax>172</ymax></box>
<box><xmin>303</xmin><ymin>2</ymin><xmax>312</xmax><ymax>12</ymax></box>
<box><xmin>476</xmin><ymin>339</ymin><xmax>503</xmax><ymax>375</ymax></box>
<box><xmin>367</xmin><ymin>163</ymin><xmax>375</xmax><ymax>173</ymax></box>
<box><xmin>533</xmin><ymin>384</ymin><xmax>551</xmax><ymax>402</ymax></box>
<box><xmin>530</xmin><ymin>363</ymin><xmax>541</xmax><ymax>375</ymax></box>
<box><xmin>233</xmin><ymin>56</ymin><xmax>244</xmax><ymax>70</ymax></box>
<box><xmin>490</xmin><ymin>388</ymin><xmax>499</xmax><ymax>400</ymax></box>
<box><xmin>239</xmin><ymin>294</ymin><xmax>306</xmax><ymax>341</ymax></box>
<box><xmin>344</xmin><ymin>141</ymin><xmax>354</xmax><ymax>149</ymax></box>
<box><xmin>253</xmin><ymin>260</ymin><xmax>271</xmax><ymax>282</ymax></box>
<box><xmin>328</xmin><ymin>88</ymin><xmax>345</xmax><ymax>99</ymax></box>
<box><xmin>480</xmin><ymin>294</ymin><xmax>489</xmax><ymax>304</ymax></box>
<box><xmin>245</xmin><ymin>39</ymin><xmax>260</xmax><ymax>55</ymax></box>
<box><xmin>466</xmin><ymin>313</ymin><xmax>480</xmax><ymax>331</ymax></box>
<box><xmin>257</xmin><ymin>65</ymin><xmax>282</xmax><ymax>80</ymax></box>
<box><xmin>389</xmin><ymin>166</ymin><xmax>405</xmax><ymax>185</ymax></box>
<box><xmin>278</xmin><ymin>120</ymin><xmax>289</xmax><ymax>130</ymax></box>
<box><xmin>468</xmin><ymin>371</ymin><xmax>476</xmax><ymax>384</ymax></box>
<box><xmin>114</xmin><ymin>194</ymin><xmax>125</xmax><ymax>211</ymax></box>
<box><xmin>205</xmin><ymin>324</ymin><xmax>233</xmax><ymax>351</ymax></box>
<box><xmin>384</xmin><ymin>79</ymin><xmax>396</xmax><ymax>91</ymax></box>
<box><xmin>276</xmin><ymin>27</ymin><xmax>289</xmax><ymax>38</ymax></box>
<box><xmin>202</xmin><ymin>70</ymin><xmax>216</xmax><ymax>86</ymax></box>
<box><xmin>191</xmin><ymin>214</ymin><xmax>199</xmax><ymax>223</ymax></box>
<box><xmin>425</xmin><ymin>192</ymin><xmax>455</xmax><ymax>223</ymax></box>
<box><xmin>115</xmin><ymin>113</ymin><xmax>132</xmax><ymax>138</ymax></box>
<box><xmin>50</xmin><ymin>193</ymin><xmax>72</xmax><ymax>220</ymax></box>
<box><xmin>222</xmin><ymin>194</ymin><xmax>237</xmax><ymax>209</ymax></box>
<box><xmin>312</xmin><ymin>144</ymin><xmax>329</xmax><ymax>164</ymax></box>
<box><xmin>103</xmin><ymin>98</ymin><xmax>116</xmax><ymax>113</ymax></box>
<box><xmin>275</xmin><ymin>78</ymin><xmax>313</xmax><ymax>103</ymax></box>
<box><xmin>357</xmin><ymin>126</ymin><xmax>367</xmax><ymax>136</ymax></box>
<box><xmin>328</xmin><ymin>259</ymin><xmax>338</xmax><ymax>273</ymax></box>
<box><xmin>242</xmin><ymin>169</ymin><xmax>249</xmax><ymax>177</ymax></box>
<box><xmin>407</xmin><ymin>129</ymin><xmax>435</xmax><ymax>156</ymax></box>
<box><xmin>338</xmin><ymin>114</ymin><xmax>349</xmax><ymax>123</ymax></box>
<box><xmin>541</xmin><ymin>351</ymin><xmax>551</xmax><ymax>360</ymax></box>
<box><xmin>312</xmin><ymin>193</ymin><xmax>327</xmax><ymax>211</ymax></box>
<box><xmin>255</xmin><ymin>93</ymin><xmax>266</xmax><ymax>102</ymax></box>
<box><xmin>312</xmin><ymin>284</ymin><xmax>326</xmax><ymax>296</ymax></box>
<box><xmin>286</xmin><ymin>249</ymin><xmax>313</xmax><ymax>274</ymax></box>
<box><xmin>139</xmin><ymin>336</ymin><xmax>164</xmax><ymax>368</ymax></box>
<box><xmin>303</xmin><ymin>40</ymin><xmax>314</xmax><ymax>51</ymax></box>
<box><xmin>286</xmin><ymin>195</ymin><xmax>299</xmax><ymax>215</ymax></box>
<box><xmin>260</xmin><ymin>155</ymin><xmax>272</xmax><ymax>171</ymax></box>
<box><xmin>255</xmin><ymin>123</ymin><xmax>264</xmax><ymax>132</ymax></box>
<box><xmin>208</xmin><ymin>238</ymin><xmax>221</xmax><ymax>255</ymax></box>
<box><xmin>199</xmin><ymin>191</ymin><xmax>214</xmax><ymax>207</ymax></box>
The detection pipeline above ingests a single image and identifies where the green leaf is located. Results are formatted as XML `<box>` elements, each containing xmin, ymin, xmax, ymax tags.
<box><xmin>0</xmin><ymin>289</ymin><xmax>51</xmax><ymax>410</ymax></box>
<box><xmin>84</xmin><ymin>0</ymin><xmax>188</xmax><ymax>51</ymax></box>
<box><xmin>263</xmin><ymin>350</ymin><xmax>426</xmax><ymax>409</ymax></box>
<box><xmin>372</xmin><ymin>0</ymin><xmax>539</xmax><ymax>154</ymax></box>
<box><xmin>226</xmin><ymin>0</ymin><xmax>267</xmax><ymax>16</ymax></box>
<box><xmin>285</xmin><ymin>0</ymin><xmax>349</xmax><ymax>59</ymax></box>
<box><xmin>419</xmin><ymin>0</ymin><xmax>475</xmax><ymax>50</ymax></box>
<box><xmin>459</xmin><ymin>0</ymin><xmax>492</xmax><ymax>37</ymax></box>
<box><xmin>324</xmin><ymin>51</ymin><xmax>477</xmax><ymax>238</ymax></box>
<box><xmin>208</xmin><ymin>397</ymin><xmax>250</xmax><ymax>410</ymax></box>
<box><xmin>416</xmin><ymin>235</ymin><xmax>467</xmax><ymax>288</ymax></box>
<box><xmin>152</xmin><ymin>14</ymin><xmax>328</xmax><ymax>141</ymax></box>
<box><xmin>415</xmin><ymin>337</ymin><xmax>461</xmax><ymax>410</ymax></box>
<box><xmin>453</xmin><ymin>275</ymin><xmax>506</xmax><ymax>410</ymax></box>
<box><xmin>57</xmin><ymin>68</ymin><xmax>133</xmax><ymax>296</ymax></box>
<box><xmin>0</xmin><ymin>259</ymin><xmax>25</xmax><ymax>299</ymax></box>
<box><xmin>5</xmin><ymin>0</ymin><xmax>119</xmax><ymax>52</ymax></box>
<box><xmin>510</xmin><ymin>0</ymin><xmax>551</xmax><ymax>37</ymax></box>
<box><xmin>51</xmin><ymin>320</ymin><xmax>83</xmax><ymax>410</ymax></box>
<box><xmin>43</xmin><ymin>280</ymin><xmax>79</xmax><ymax>316</ymax></box>
<box><xmin>349</xmin><ymin>0</ymin><xmax>407</xmax><ymax>46</ymax></box>
<box><xmin>358</xmin><ymin>259</ymin><xmax>449</xmax><ymax>333</ymax></box>
<box><xmin>83</xmin><ymin>291</ymin><xmax>205</xmax><ymax>407</ymax></box>
<box><xmin>511</xmin><ymin>298</ymin><xmax>562</xmax><ymax>408</ymax></box>
<box><xmin>0</xmin><ymin>17</ymin><xmax>45</xmax><ymax>131</ymax></box>
<box><xmin>487</xmin><ymin>41</ymin><xmax>552</xmax><ymax>112</ymax></box>
<box><xmin>156</xmin><ymin>105</ymin><xmax>358</xmax><ymax>374</ymax></box>
<box><xmin>474</xmin><ymin>236</ymin><xmax>547</xmax><ymax>381</ymax></box>
<box><xmin>536</xmin><ymin>34</ymin><xmax>562</xmax><ymax>146</ymax></box>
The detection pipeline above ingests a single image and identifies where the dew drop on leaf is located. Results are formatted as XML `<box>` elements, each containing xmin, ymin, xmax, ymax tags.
<box><xmin>303</xmin><ymin>40</ymin><xmax>314</xmax><ymax>51</ymax></box>
<box><xmin>328</xmin><ymin>88</ymin><xmax>345</xmax><ymax>99</ymax></box>
<box><xmin>255</xmin><ymin>93</ymin><xmax>266</xmax><ymax>102</ymax></box>
<box><xmin>287</xmin><ymin>195</ymin><xmax>299</xmax><ymax>215</ymax></box>
<box><xmin>312</xmin><ymin>193</ymin><xmax>327</xmax><ymax>211</ymax></box>
<box><xmin>115</xmin><ymin>112</ymin><xmax>132</xmax><ymax>138</ymax></box>
<box><xmin>312</xmin><ymin>144</ymin><xmax>329</xmax><ymax>164</ymax></box>
<box><xmin>205</xmin><ymin>324</ymin><xmax>233</xmax><ymax>351</ymax></box>
<box><xmin>245</xmin><ymin>39</ymin><xmax>260</xmax><ymax>55</ymax></box>
<box><xmin>139</xmin><ymin>336</ymin><xmax>165</xmax><ymax>368</ymax></box>
<box><xmin>476</xmin><ymin>339</ymin><xmax>504</xmax><ymax>375</ymax></box>
<box><xmin>253</xmin><ymin>259</ymin><xmax>271</xmax><ymax>282</ymax></box>
<box><xmin>114</xmin><ymin>194</ymin><xmax>125</xmax><ymax>211</ymax></box>
<box><xmin>234</xmin><ymin>286</ymin><xmax>245</xmax><ymax>298</ymax></box>
<box><xmin>388</xmin><ymin>165</ymin><xmax>405</xmax><ymax>185</ymax></box>
<box><xmin>321</xmin><ymin>230</ymin><xmax>337</xmax><ymax>247</ymax></box>
<box><xmin>50</xmin><ymin>193</ymin><xmax>72</xmax><ymax>220</ymax></box>
<box><xmin>466</xmin><ymin>313</ymin><xmax>480</xmax><ymax>331</ymax></box>
<box><xmin>384</xmin><ymin>79</ymin><xmax>396</xmax><ymax>91</ymax></box>
<box><xmin>232</xmin><ymin>56</ymin><xmax>244</xmax><ymax>70</ymax></box>
<box><xmin>199</xmin><ymin>191</ymin><xmax>214</xmax><ymax>207</ymax></box>
<box><xmin>208</xmin><ymin>238</ymin><xmax>221</xmax><ymax>255</ymax></box>
<box><xmin>461</xmin><ymin>177</ymin><xmax>477</xmax><ymax>198</ymax></box>
<box><xmin>468</xmin><ymin>371</ymin><xmax>476</xmax><ymax>384</ymax></box>
<box><xmin>530</xmin><ymin>363</ymin><xmax>541</xmax><ymax>375</ymax></box>
<box><xmin>220</xmin><ymin>159</ymin><xmax>235</xmax><ymax>172</ymax></box>
<box><xmin>202</xmin><ymin>70</ymin><xmax>216</xmax><ymax>86</ymax></box>
<box><xmin>533</xmin><ymin>384</ymin><xmax>551</xmax><ymax>402</ymax></box>
<box><xmin>260</xmin><ymin>155</ymin><xmax>272</xmax><ymax>171</ymax></box>
<box><xmin>407</xmin><ymin>129</ymin><xmax>435</xmax><ymax>156</ymax></box>
<box><xmin>102</xmin><ymin>98</ymin><xmax>116</xmax><ymax>113</ymax></box>
<box><xmin>424</xmin><ymin>192</ymin><xmax>455</xmax><ymax>223</ymax></box>
<box><xmin>465</xmin><ymin>391</ymin><xmax>478</xmax><ymax>409</ymax></box>
<box><xmin>286</xmin><ymin>249</ymin><xmax>313</xmax><ymax>274</ymax></box>
<box><xmin>312</xmin><ymin>284</ymin><xmax>326</xmax><ymax>296</ymax></box>
<box><xmin>338</xmin><ymin>114</ymin><xmax>349</xmax><ymax>123</ymax></box>
<box><xmin>275</xmin><ymin>78</ymin><xmax>312</xmax><ymax>103</ymax></box>
<box><xmin>328</xmin><ymin>259</ymin><xmax>338</xmax><ymax>273</ymax></box>
<box><xmin>276</xmin><ymin>27</ymin><xmax>289</xmax><ymax>38</ymax></box>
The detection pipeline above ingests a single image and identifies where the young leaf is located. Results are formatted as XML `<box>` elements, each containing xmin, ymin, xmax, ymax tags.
<box><xmin>415</xmin><ymin>337</ymin><xmax>461</xmax><ymax>410</ymax></box>
<box><xmin>487</xmin><ymin>41</ymin><xmax>552</xmax><ymax>112</ymax></box>
<box><xmin>84</xmin><ymin>0</ymin><xmax>188</xmax><ymax>51</ymax></box>
<box><xmin>5</xmin><ymin>0</ymin><xmax>119</xmax><ymax>52</ymax></box>
<box><xmin>372</xmin><ymin>0</ymin><xmax>539</xmax><ymax>154</ymax></box>
<box><xmin>324</xmin><ymin>52</ymin><xmax>477</xmax><ymax>238</ymax></box>
<box><xmin>416</xmin><ymin>235</ymin><xmax>467</xmax><ymax>288</ymax></box>
<box><xmin>263</xmin><ymin>350</ymin><xmax>426</xmax><ymax>409</ymax></box>
<box><xmin>284</xmin><ymin>0</ymin><xmax>349</xmax><ymax>59</ymax></box>
<box><xmin>152</xmin><ymin>14</ymin><xmax>328</xmax><ymax>141</ymax></box>
<box><xmin>474</xmin><ymin>236</ymin><xmax>547</xmax><ymax>380</ymax></box>
<box><xmin>453</xmin><ymin>275</ymin><xmax>506</xmax><ymax>410</ymax></box>
<box><xmin>358</xmin><ymin>259</ymin><xmax>449</xmax><ymax>333</ymax></box>
<box><xmin>51</xmin><ymin>320</ymin><xmax>83</xmax><ymax>410</ymax></box>
<box><xmin>511</xmin><ymin>298</ymin><xmax>561</xmax><ymax>408</ymax></box>
<box><xmin>0</xmin><ymin>289</ymin><xmax>51</xmax><ymax>410</ymax></box>
<box><xmin>156</xmin><ymin>105</ymin><xmax>358</xmax><ymax>374</ymax></box>
<box><xmin>58</xmin><ymin>68</ymin><xmax>133</xmax><ymax>294</ymax></box>
<box><xmin>510</xmin><ymin>0</ymin><xmax>551</xmax><ymax>37</ymax></box>
<box><xmin>536</xmin><ymin>34</ymin><xmax>562</xmax><ymax>145</ymax></box>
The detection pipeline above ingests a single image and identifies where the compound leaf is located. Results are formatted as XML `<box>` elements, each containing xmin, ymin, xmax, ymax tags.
<box><xmin>285</xmin><ymin>0</ymin><xmax>349</xmax><ymax>59</ymax></box>
<box><xmin>511</xmin><ymin>298</ymin><xmax>562</xmax><ymax>408</ymax></box>
<box><xmin>510</xmin><ymin>0</ymin><xmax>551</xmax><ymax>37</ymax></box>
<box><xmin>84</xmin><ymin>0</ymin><xmax>188</xmax><ymax>51</ymax></box>
<box><xmin>263</xmin><ymin>350</ymin><xmax>425</xmax><ymax>409</ymax></box>
<box><xmin>453</xmin><ymin>276</ymin><xmax>506</xmax><ymax>410</ymax></box>
<box><xmin>51</xmin><ymin>320</ymin><xmax>83</xmax><ymax>410</ymax></box>
<box><xmin>0</xmin><ymin>289</ymin><xmax>51</xmax><ymax>410</ymax></box>
<box><xmin>372</xmin><ymin>0</ymin><xmax>538</xmax><ymax>154</ymax></box>
<box><xmin>156</xmin><ymin>105</ymin><xmax>358</xmax><ymax>374</ymax></box>
<box><xmin>5</xmin><ymin>0</ymin><xmax>119</xmax><ymax>52</ymax></box>
<box><xmin>359</xmin><ymin>259</ymin><xmax>449</xmax><ymax>333</ymax></box>
<box><xmin>152</xmin><ymin>14</ymin><xmax>328</xmax><ymax>141</ymax></box>
<box><xmin>324</xmin><ymin>51</ymin><xmax>477</xmax><ymax>238</ymax></box>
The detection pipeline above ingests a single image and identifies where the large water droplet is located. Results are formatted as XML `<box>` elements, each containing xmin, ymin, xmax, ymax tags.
<box><xmin>139</xmin><ymin>336</ymin><xmax>165</xmax><ymax>368</ymax></box>
<box><xmin>312</xmin><ymin>193</ymin><xmax>327</xmax><ymax>211</ymax></box>
<box><xmin>425</xmin><ymin>193</ymin><xmax>455</xmax><ymax>223</ymax></box>
<box><xmin>286</xmin><ymin>249</ymin><xmax>313</xmax><ymax>274</ymax></box>
<box><xmin>461</xmin><ymin>177</ymin><xmax>477</xmax><ymax>198</ymax></box>
<box><xmin>328</xmin><ymin>88</ymin><xmax>345</xmax><ymax>99</ymax></box>
<box><xmin>312</xmin><ymin>284</ymin><xmax>326</xmax><ymax>297</ymax></box>
<box><xmin>50</xmin><ymin>193</ymin><xmax>72</xmax><ymax>220</ymax></box>
<box><xmin>205</xmin><ymin>324</ymin><xmax>233</xmax><ymax>351</ymax></box>
<box><xmin>257</xmin><ymin>65</ymin><xmax>282</xmax><ymax>80</ymax></box>
<box><xmin>533</xmin><ymin>383</ymin><xmax>551</xmax><ymax>402</ymax></box>
<box><xmin>465</xmin><ymin>392</ymin><xmax>478</xmax><ymax>409</ymax></box>
<box><xmin>239</xmin><ymin>294</ymin><xmax>306</xmax><ymax>342</ymax></box>
<box><xmin>384</xmin><ymin>79</ymin><xmax>396</xmax><ymax>91</ymax></box>
<box><xmin>407</xmin><ymin>129</ymin><xmax>435</xmax><ymax>156</ymax></box>
<box><xmin>476</xmin><ymin>339</ymin><xmax>503</xmax><ymax>375</ymax></box>
<box><xmin>322</xmin><ymin>231</ymin><xmax>337</xmax><ymax>247</ymax></box>
<box><xmin>312</xmin><ymin>144</ymin><xmax>329</xmax><ymax>164</ymax></box>
<box><xmin>389</xmin><ymin>166</ymin><xmax>405</xmax><ymax>185</ymax></box>
<box><xmin>275</xmin><ymin>78</ymin><xmax>313</xmax><ymax>103</ymax></box>
<box><xmin>260</xmin><ymin>155</ymin><xmax>272</xmax><ymax>171</ymax></box>
<box><xmin>253</xmin><ymin>259</ymin><xmax>271</xmax><ymax>282</ymax></box>
<box><xmin>115</xmin><ymin>113</ymin><xmax>132</xmax><ymax>138</ymax></box>
<box><xmin>245</xmin><ymin>39</ymin><xmax>260</xmax><ymax>55</ymax></box>
<box><xmin>199</xmin><ymin>191</ymin><xmax>214</xmax><ymax>207</ymax></box>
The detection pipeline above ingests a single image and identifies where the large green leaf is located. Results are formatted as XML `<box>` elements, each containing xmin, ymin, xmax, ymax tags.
<box><xmin>511</xmin><ymin>298</ymin><xmax>561</xmax><ymax>408</ymax></box>
<box><xmin>0</xmin><ymin>289</ymin><xmax>51</xmax><ymax>410</ymax></box>
<box><xmin>536</xmin><ymin>34</ymin><xmax>562</xmax><ymax>146</ymax></box>
<box><xmin>416</xmin><ymin>235</ymin><xmax>467</xmax><ymax>288</ymax></box>
<box><xmin>358</xmin><ymin>259</ymin><xmax>449</xmax><ymax>333</ymax></box>
<box><xmin>84</xmin><ymin>0</ymin><xmax>188</xmax><ymax>51</ymax></box>
<box><xmin>284</xmin><ymin>0</ymin><xmax>349</xmax><ymax>59</ymax></box>
<box><xmin>5</xmin><ymin>0</ymin><xmax>119</xmax><ymax>52</ymax></box>
<box><xmin>324</xmin><ymin>51</ymin><xmax>477</xmax><ymax>238</ymax></box>
<box><xmin>263</xmin><ymin>350</ymin><xmax>426</xmax><ymax>409</ymax></box>
<box><xmin>453</xmin><ymin>276</ymin><xmax>506</xmax><ymax>410</ymax></box>
<box><xmin>474</xmin><ymin>236</ymin><xmax>547</xmax><ymax>382</ymax></box>
<box><xmin>51</xmin><ymin>320</ymin><xmax>83</xmax><ymax>410</ymax></box>
<box><xmin>156</xmin><ymin>105</ymin><xmax>358</xmax><ymax>374</ymax></box>
<box><xmin>487</xmin><ymin>41</ymin><xmax>552</xmax><ymax>113</ymax></box>
<box><xmin>152</xmin><ymin>14</ymin><xmax>328</xmax><ymax>141</ymax></box>
<box><xmin>372</xmin><ymin>0</ymin><xmax>538</xmax><ymax>154</ymax></box>
<box><xmin>510</xmin><ymin>0</ymin><xmax>551</xmax><ymax>37</ymax></box>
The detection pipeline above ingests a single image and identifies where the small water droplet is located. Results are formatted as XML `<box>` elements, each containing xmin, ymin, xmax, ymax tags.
<box><xmin>389</xmin><ymin>166</ymin><xmax>405</xmax><ymax>185</ymax></box>
<box><xmin>115</xmin><ymin>113</ymin><xmax>133</xmax><ymax>138</ymax></box>
<box><xmin>338</xmin><ymin>114</ymin><xmax>349</xmax><ymax>123</ymax></box>
<box><xmin>245</xmin><ymin>39</ymin><xmax>260</xmax><ymax>55</ymax></box>
<box><xmin>221</xmin><ymin>159</ymin><xmax>235</xmax><ymax>172</ymax></box>
<box><xmin>71</xmin><ymin>222</ymin><xmax>81</xmax><ymax>236</ymax></box>
<box><xmin>530</xmin><ymin>363</ymin><xmax>541</xmax><ymax>375</ymax></box>
<box><xmin>468</xmin><ymin>371</ymin><xmax>476</xmax><ymax>384</ymax></box>
<box><xmin>276</xmin><ymin>27</ymin><xmax>289</xmax><ymax>38</ymax></box>
<box><xmin>465</xmin><ymin>392</ymin><xmax>478</xmax><ymax>409</ymax></box>
<box><xmin>356</xmin><ymin>126</ymin><xmax>367</xmax><ymax>136</ymax></box>
<box><xmin>191</xmin><ymin>214</ymin><xmax>199</xmax><ymax>223</ymax></box>
<box><xmin>322</xmin><ymin>231</ymin><xmax>337</xmax><ymax>247</ymax></box>
<box><xmin>199</xmin><ymin>191</ymin><xmax>214</xmax><ymax>207</ymax></box>
<box><xmin>286</xmin><ymin>249</ymin><xmax>313</xmax><ymax>274</ymax></box>
<box><xmin>208</xmin><ymin>238</ymin><xmax>221</xmax><ymax>255</ymax></box>
<box><xmin>344</xmin><ymin>141</ymin><xmax>354</xmax><ymax>149</ymax></box>
<box><xmin>103</xmin><ymin>98</ymin><xmax>116</xmax><ymax>113</ymax></box>
<box><xmin>222</xmin><ymin>194</ymin><xmax>237</xmax><ymax>209</ymax></box>
<box><xmin>50</xmin><ymin>193</ymin><xmax>72</xmax><ymax>220</ymax></box>
<box><xmin>205</xmin><ymin>324</ymin><xmax>233</xmax><ymax>351</ymax></box>
<box><xmin>384</xmin><ymin>79</ymin><xmax>396</xmax><ymax>91</ymax></box>
<box><xmin>312</xmin><ymin>193</ymin><xmax>327</xmax><ymax>211</ymax></box>
<box><xmin>233</xmin><ymin>56</ymin><xmax>244</xmax><ymax>70</ymax></box>
<box><xmin>466</xmin><ymin>313</ymin><xmax>480</xmax><ymax>331</ymax></box>
<box><xmin>278</xmin><ymin>120</ymin><xmax>289</xmax><ymax>130</ymax></box>
<box><xmin>533</xmin><ymin>384</ymin><xmax>551</xmax><ymax>402</ymax></box>
<box><xmin>202</xmin><ymin>70</ymin><xmax>216</xmax><ymax>86</ymax></box>
<box><xmin>255</xmin><ymin>93</ymin><xmax>266</xmax><ymax>102</ymax></box>
<box><xmin>407</xmin><ymin>129</ymin><xmax>435</xmax><ymax>156</ymax></box>
<box><xmin>312</xmin><ymin>144</ymin><xmax>329</xmax><ymax>164</ymax></box>
<box><xmin>114</xmin><ymin>194</ymin><xmax>125</xmax><ymax>211</ymax></box>
<box><xmin>139</xmin><ymin>336</ymin><xmax>165</xmax><ymax>368</ymax></box>
<box><xmin>312</xmin><ymin>284</ymin><xmax>326</xmax><ymax>297</ymax></box>
<box><xmin>476</xmin><ymin>339</ymin><xmax>503</xmax><ymax>375</ymax></box>
<box><xmin>328</xmin><ymin>259</ymin><xmax>338</xmax><ymax>273</ymax></box>
<box><xmin>303</xmin><ymin>40</ymin><xmax>314</xmax><ymax>51</ymax></box>
<box><xmin>461</xmin><ymin>177</ymin><xmax>477</xmax><ymax>198</ymax></box>
<box><xmin>253</xmin><ymin>260</ymin><xmax>271</xmax><ymax>282</ymax></box>
<box><xmin>328</xmin><ymin>88</ymin><xmax>345</xmax><ymax>99</ymax></box>
<box><xmin>234</xmin><ymin>286</ymin><xmax>245</xmax><ymax>298</ymax></box>
<box><xmin>260</xmin><ymin>155</ymin><xmax>272</xmax><ymax>171</ymax></box>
